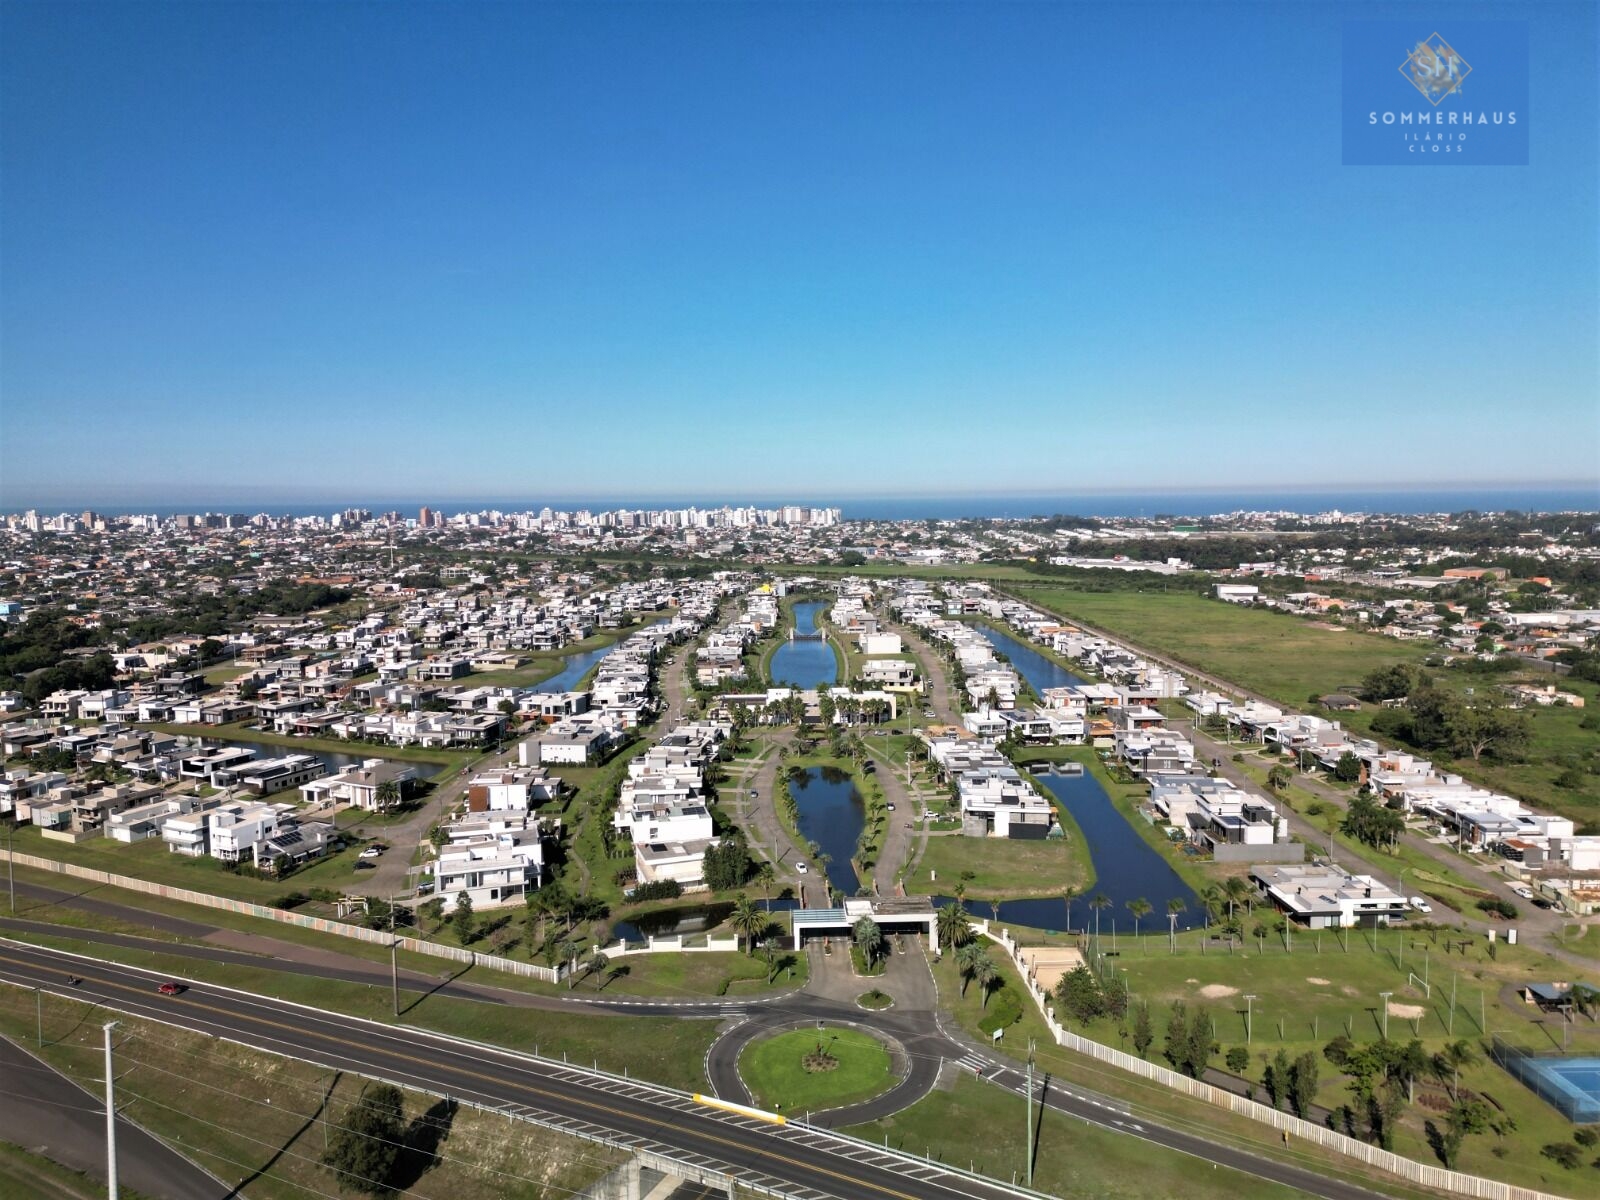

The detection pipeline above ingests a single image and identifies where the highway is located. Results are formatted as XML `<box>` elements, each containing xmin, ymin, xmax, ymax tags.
<box><xmin>0</xmin><ymin>937</ymin><xmax>1399</xmax><ymax>1200</ymax></box>
<box><xmin>0</xmin><ymin>940</ymin><xmax>1038</xmax><ymax>1200</ymax></box>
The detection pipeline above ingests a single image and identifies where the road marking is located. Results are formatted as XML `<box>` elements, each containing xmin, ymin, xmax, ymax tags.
<box><xmin>0</xmin><ymin>949</ymin><xmax>978</xmax><ymax>1200</ymax></box>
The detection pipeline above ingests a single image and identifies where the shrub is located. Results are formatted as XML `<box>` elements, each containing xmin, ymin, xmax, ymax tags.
<box><xmin>1475</xmin><ymin>897</ymin><xmax>1518</xmax><ymax>920</ymax></box>
<box><xmin>628</xmin><ymin>879</ymin><xmax>683</xmax><ymax>902</ymax></box>
<box><xmin>1573</xmin><ymin>1127</ymin><xmax>1598</xmax><ymax>1148</ymax></box>
<box><xmin>978</xmin><ymin>985</ymin><xmax>1023</xmax><ymax>1036</ymax></box>
<box><xmin>1225</xmin><ymin>1046</ymin><xmax>1250</xmax><ymax>1074</ymax></box>
<box><xmin>1540</xmin><ymin>1143</ymin><xmax>1582</xmax><ymax>1169</ymax></box>
<box><xmin>274</xmin><ymin>891</ymin><xmax>309</xmax><ymax>910</ymax></box>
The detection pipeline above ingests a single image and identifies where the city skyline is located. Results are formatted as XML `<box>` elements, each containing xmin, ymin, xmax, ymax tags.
<box><xmin>2</xmin><ymin>1</ymin><xmax>1596</xmax><ymax>502</ymax></box>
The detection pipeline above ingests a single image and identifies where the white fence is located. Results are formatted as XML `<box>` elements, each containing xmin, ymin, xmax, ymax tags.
<box><xmin>9</xmin><ymin>851</ymin><xmax>571</xmax><ymax>981</ymax></box>
<box><xmin>978</xmin><ymin>921</ymin><xmax>1573</xmax><ymax>1200</ymax></box>
<box><xmin>602</xmin><ymin>934</ymin><xmax>741</xmax><ymax>957</ymax></box>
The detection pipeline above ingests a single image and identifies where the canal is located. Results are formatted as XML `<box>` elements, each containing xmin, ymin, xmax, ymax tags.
<box><xmin>955</xmin><ymin>622</ymin><xmax>1202</xmax><ymax>933</ymax></box>
<box><xmin>789</xmin><ymin>764</ymin><xmax>863</xmax><ymax>898</ymax></box>
<box><xmin>533</xmin><ymin>642</ymin><xmax>619</xmax><ymax>693</ymax></box>
<box><xmin>975</xmin><ymin>623</ymin><xmax>1087</xmax><ymax>691</ymax></box>
<box><xmin>768</xmin><ymin>600</ymin><xmax>839</xmax><ymax>689</ymax></box>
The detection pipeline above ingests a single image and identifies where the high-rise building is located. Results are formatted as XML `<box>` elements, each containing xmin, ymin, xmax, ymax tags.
<box><xmin>419</xmin><ymin>505</ymin><xmax>433</xmax><ymax>527</ymax></box>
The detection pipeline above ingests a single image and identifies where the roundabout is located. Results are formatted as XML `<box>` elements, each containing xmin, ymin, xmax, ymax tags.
<box><xmin>739</xmin><ymin>1026</ymin><xmax>900</xmax><ymax>1117</ymax></box>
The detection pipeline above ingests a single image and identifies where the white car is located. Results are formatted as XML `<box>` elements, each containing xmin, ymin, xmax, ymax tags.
<box><xmin>358</xmin><ymin>847</ymin><xmax>383</xmax><ymax>860</ymax></box>
<box><xmin>1408</xmin><ymin>896</ymin><xmax>1432</xmax><ymax>914</ymax></box>
<box><xmin>796</xmin><ymin>862</ymin><xmax>808</xmax><ymax>874</ymax></box>
<box><xmin>1511</xmin><ymin>885</ymin><xmax>1535</xmax><ymax>901</ymax></box>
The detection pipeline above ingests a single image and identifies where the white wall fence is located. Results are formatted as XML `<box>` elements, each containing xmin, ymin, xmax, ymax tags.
<box><xmin>977</xmin><ymin>921</ymin><xmax>1572</xmax><ymax>1200</ymax></box>
<box><xmin>10</xmin><ymin>851</ymin><xmax>568</xmax><ymax>983</ymax></box>
<box><xmin>601</xmin><ymin>934</ymin><xmax>741</xmax><ymax>958</ymax></box>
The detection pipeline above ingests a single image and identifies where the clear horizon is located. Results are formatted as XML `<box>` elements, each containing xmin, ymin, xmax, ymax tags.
<box><xmin>2</xmin><ymin>2</ymin><xmax>1596</xmax><ymax>501</ymax></box>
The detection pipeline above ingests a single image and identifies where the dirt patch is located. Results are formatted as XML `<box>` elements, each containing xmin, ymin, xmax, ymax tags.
<box><xmin>1199</xmin><ymin>983</ymin><xmax>1240</xmax><ymax>1000</ymax></box>
<box><xmin>1387</xmin><ymin>1002</ymin><xmax>1426</xmax><ymax>1020</ymax></box>
<box><xmin>1306</xmin><ymin>976</ymin><xmax>1331</xmax><ymax>985</ymax></box>
<box><xmin>1341</xmin><ymin>986</ymin><xmax>1360</xmax><ymax>997</ymax></box>
<box><xmin>1185</xmin><ymin>978</ymin><xmax>1200</xmax><ymax>984</ymax></box>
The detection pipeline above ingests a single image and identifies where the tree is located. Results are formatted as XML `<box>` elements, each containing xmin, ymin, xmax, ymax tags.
<box><xmin>1333</xmin><ymin>751</ymin><xmax>1362</xmax><ymax>783</ymax></box>
<box><xmin>419</xmin><ymin>897</ymin><xmax>444</xmax><ymax>930</ymax></box>
<box><xmin>1163</xmin><ymin>1001</ymin><xmax>1189</xmax><ymax>1071</ymax></box>
<box><xmin>1055</xmin><ymin>964</ymin><xmax>1105</xmax><ymax>1024</ymax></box>
<box><xmin>1126</xmin><ymin>897</ymin><xmax>1152</xmax><ymax>942</ymax></box>
<box><xmin>731</xmin><ymin>894</ymin><xmax>767</xmax><ymax>956</ymax></box>
<box><xmin>971</xmin><ymin>952</ymin><xmax>999</xmax><ymax>1009</ymax></box>
<box><xmin>1433</xmin><ymin>1039</ymin><xmax>1477</xmax><ymax>1098</ymax></box>
<box><xmin>1089</xmin><ymin>892</ymin><xmax>1112</xmax><ymax>941</ymax></box>
<box><xmin>322</xmin><ymin>1082</ymin><xmax>405</xmax><ymax>1196</ymax></box>
<box><xmin>1287</xmin><ymin>1051</ymin><xmax>1320</xmax><ymax>1119</ymax></box>
<box><xmin>1131</xmin><ymin>1002</ymin><xmax>1154</xmax><ymax>1059</ymax></box>
<box><xmin>1266</xmin><ymin>765</ymin><xmax>1293</xmax><ymax>793</ymax></box>
<box><xmin>559</xmin><ymin>937</ymin><xmax>585</xmax><ymax>989</ymax></box>
<box><xmin>853</xmin><ymin>915</ymin><xmax>884</xmax><ymax>971</ymax></box>
<box><xmin>1184</xmin><ymin>1007</ymin><xmax>1217</xmax><ymax>1080</ymax></box>
<box><xmin>937</xmin><ymin>902</ymin><xmax>973</xmax><ymax>951</ymax></box>
<box><xmin>450</xmin><ymin>893</ymin><xmax>475</xmax><ymax>943</ymax></box>
<box><xmin>374</xmin><ymin>779</ymin><xmax>401</xmax><ymax>812</ymax></box>
<box><xmin>1225</xmin><ymin>1046</ymin><xmax>1250</xmax><ymax>1075</ymax></box>
<box><xmin>587</xmin><ymin>949</ymin><xmax>611</xmax><ymax>990</ymax></box>
<box><xmin>955</xmin><ymin>942</ymin><xmax>985</xmax><ymax>997</ymax></box>
<box><xmin>1439</xmin><ymin>1098</ymin><xmax>1493</xmax><ymax>1168</ymax></box>
<box><xmin>1263</xmin><ymin>1049</ymin><xmax>1290</xmax><ymax>1108</ymax></box>
<box><xmin>1341</xmin><ymin>793</ymin><xmax>1405</xmax><ymax>851</ymax></box>
<box><xmin>1165</xmin><ymin>897</ymin><xmax>1186</xmax><ymax>953</ymax></box>
<box><xmin>753</xmin><ymin>861</ymin><xmax>777</xmax><ymax>910</ymax></box>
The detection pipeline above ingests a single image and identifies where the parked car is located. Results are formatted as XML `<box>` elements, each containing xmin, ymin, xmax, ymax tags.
<box><xmin>1408</xmin><ymin>896</ymin><xmax>1432</xmax><ymax>913</ymax></box>
<box><xmin>156</xmin><ymin>982</ymin><xmax>186</xmax><ymax>996</ymax></box>
<box><xmin>359</xmin><ymin>846</ymin><xmax>383</xmax><ymax>859</ymax></box>
<box><xmin>886</xmin><ymin>802</ymin><xmax>895</xmax><ymax>811</ymax></box>
<box><xmin>1511</xmin><ymin>885</ymin><xmax>1535</xmax><ymax>900</ymax></box>
<box><xmin>749</xmin><ymin>789</ymin><xmax>759</xmax><ymax>799</ymax></box>
<box><xmin>796</xmin><ymin>862</ymin><xmax>808</xmax><ymax>874</ymax></box>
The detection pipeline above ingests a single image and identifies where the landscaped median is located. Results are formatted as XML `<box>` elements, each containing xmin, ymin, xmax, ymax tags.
<box><xmin>739</xmin><ymin>1026</ymin><xmax>899</xmax><ymax>1118</ymax></box>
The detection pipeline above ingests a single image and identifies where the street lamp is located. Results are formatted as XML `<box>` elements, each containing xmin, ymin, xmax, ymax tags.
<box><xmin>1379</xmin><ymin>991</ymin><xmax>1393</xmax><ymax>1040</ymax></box>
<box><xmin>1243</xmin><ymin>994</ymin><xmax>1257</xmax><ymax>1045</ymax></box>
<box><xmin>1394</xmin><ymin>867</ymin><xmax>1412</xmax><ymax>970</ymax></box>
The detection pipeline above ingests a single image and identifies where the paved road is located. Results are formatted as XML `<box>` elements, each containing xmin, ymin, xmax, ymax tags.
<box><xmin>0</xmin><ymin>937</ymin><xmax>1391</xmax><ymax>1200</ymax></box>
<box><xmin>0</xmin><ymin>1033</ymin><xmax>230</xmax><ymax>1200</ymax></box>
<box><xmin>0</xmin><ymin>940</ymin><xmax>1034</xmax><ymax>1200</ymax></box>
<box><xmin>893</xmin><ymin>623</ymin><xmax>959</xmax><ymax>726</ymax></box>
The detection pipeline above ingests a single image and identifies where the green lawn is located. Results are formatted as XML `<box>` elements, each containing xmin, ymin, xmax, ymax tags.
<box><xmin>1061</xmin><ymin>928</ymin><xmax>1598</xmax><ymax>1192</ymax></box>
<box><xmin>5</xmin><ymin>928</ymin><xmax>720</xmax><ymax>1092</ymax></box>
<box><xmin>739</xmin><ymin>1027</ymin><xmax>897</xmax><ymax>1115</ymax></box>
<box><xmin>9</xmin><ymin>826</ymin><xmax>372</xmax><ymax>903</ymax></box>
<box><xmin>1015</xmin><ymin>586</ymin><xmax>1430</xmax><ymax>706</ymax></box>
<box><xmin>845</xmin><ymin>1076</ymin><xmax>1307</xmax><ymax>1200</ymax></box>
<box><xmin>0</xmin><ymin>1141</ymin><xmax>159</xmax><ymax>1200</ymax></box>
<box><xmin>600</xmin><ymin>949</ymin><xmax>807</xmax><ymax>998</ymax></box>
<box><xmin>0</xmin><ymin>988</ymin><xmax>620</xmax><ymax>1200</ymax></box>
<box><xmin>910</xmin><ymin>834</ymin><xmax>1089</xmax><ymax>900</ymax></box>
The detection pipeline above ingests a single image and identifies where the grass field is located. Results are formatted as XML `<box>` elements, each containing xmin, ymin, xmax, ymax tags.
<box><xmin>6</xmin><ymin>927</ymin><xmax>721</xmax><ymax>1091</ymax></box>
<box><xmin>909</xmin><ymin>834</ymin><xmax>1089</xmax><ymax>900</ymax></box>
<box><xmin>740</xmin><ymin>1027</ymin><xmax>897</xmax><ymax>1115</ymax></box>
<box><xmin>844</xmin><ymin>1075</ymin><xmax>1307</xmax><ymax>1200</ymax></box>
<box><xmin>1016</xmin><ymin>586</ymin><xmax>1431</xmax><ymax>705</ymax></box>
<box><xmin>1062</xmin><ymin>927</ymin><xmax>1598</xmax><ymax>1191</ymax></box>
<box><xmin>0</xmin><ymin>988</ymin><xmax>620</xmax><ymax>1200</ymax></box>
<box><xmin>1014</xmin><ymin>585</ymin><xmax>1600</xmax><ymax>826</ymax></box>
<box><xmin>0</xmin><ymin>1142</ymin><xmax>158</xmax><ymax>1200</ymax></box>
<box><xmin>8</xmin><ymin>825</ymin><xmax>372</xmax><ymax>903</ymax></box>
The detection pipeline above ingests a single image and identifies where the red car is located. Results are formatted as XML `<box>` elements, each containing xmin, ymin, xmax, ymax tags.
<box><xmin>156</xmin><ymin>982</ymin><xmax>185</xmax><ymax>996</ymax></box>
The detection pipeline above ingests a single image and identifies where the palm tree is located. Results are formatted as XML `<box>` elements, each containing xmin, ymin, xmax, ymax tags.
<box><xmin>753</xmin><ymin>862</ymin><xmax>777</xmax><ymax>911</ymax></box>
<box><xmin>1222</xmin><ymin>876</ymin><xmax>1251</xmax><ymax>923</ymax></box>
<box><xmin>731</xmin><ymin>894</ymin><xmax>766</xmax><ymax>956</ymax></box>
<box><xmin>955</xmin><ymin>941</ymin><xmax>985</xmax><ymax>996</ymax></box>
<box><xmin>1166</xmin><ymin>897</ymin><xmax>1186</xmax><ymax>954</ymax></box>
<box><xmin>1438</xmin><ymin>1039</ymin><xmax>1478</xmax><ymax>1098</ymax></box>
<box><xmin>971</xmin><ymin>952</ymin><xmax>999</xmax><ymax>1010</ymax></box>
<box><xmin>937</xmin><ymin>902</ymin><xmax>973</xmax><ymax>951</ymax></box>
<box><xmin>587</xmin><ymin>949</ymin><xmax>611</xmax><ymax>990</ymax></box>
<box><xmin>853</xmin><ymin>916</ymin><xmax>884</xmax><ymax>971</ymax></box>
<box><xmin>1062</xmin><ymin>886</ymin><xmax>1077</xmax><ymax>935</ymax></box>
<box><xmin>1089</xmin><ymin>893</ymin><xmax>1112</xmax><ymax>943</ymax></box>
<box><xmin>559</xmin><ymin>937</ymin><xmax>584</xmax><ymax>989</ymax></box>
<box><xmin>375</xmin><ymin>779</ymin><xmax>400</xmax><ymax>813</ymax></box>
<box><xmin>1127</xmin><ymin>897</ymin><xmax>1152</xmax><ymax>945</ymax></box>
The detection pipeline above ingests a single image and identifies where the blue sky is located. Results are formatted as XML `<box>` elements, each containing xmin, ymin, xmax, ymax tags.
<box><xmin>2</xmin><ymin>0</ymin><xmax>1596</xmax><ymax>508</ymax></box>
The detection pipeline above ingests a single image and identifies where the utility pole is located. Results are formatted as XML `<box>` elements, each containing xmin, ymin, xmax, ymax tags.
<box><xmin>5</xmin><ymin>819</ymin><xmax>14</xmax><ymax>913</ymax></box>
<box><xmin>1244</xmin><ymin>994</ymin><xmax>1257</xmax><ymax>1045</ymax></box>
<box><xmin>103</xmin><ymin>1022</ymin><xmax>119</xmax><ymax>1200</ymax></box>
<box><xmin>1379</xmin><ymin>991</ymin><xmax>1393</xmax><ymax>1040</ymax></box>
<box><xmin>390</xmin><ymin>895</ymin><xmax>400</xmax><ymax>1017</ymax></box>
<box><xmin>1025</xmin><ymin>1038</ymin><xmax>1036</xmax><ymax>1189</ymax></box>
